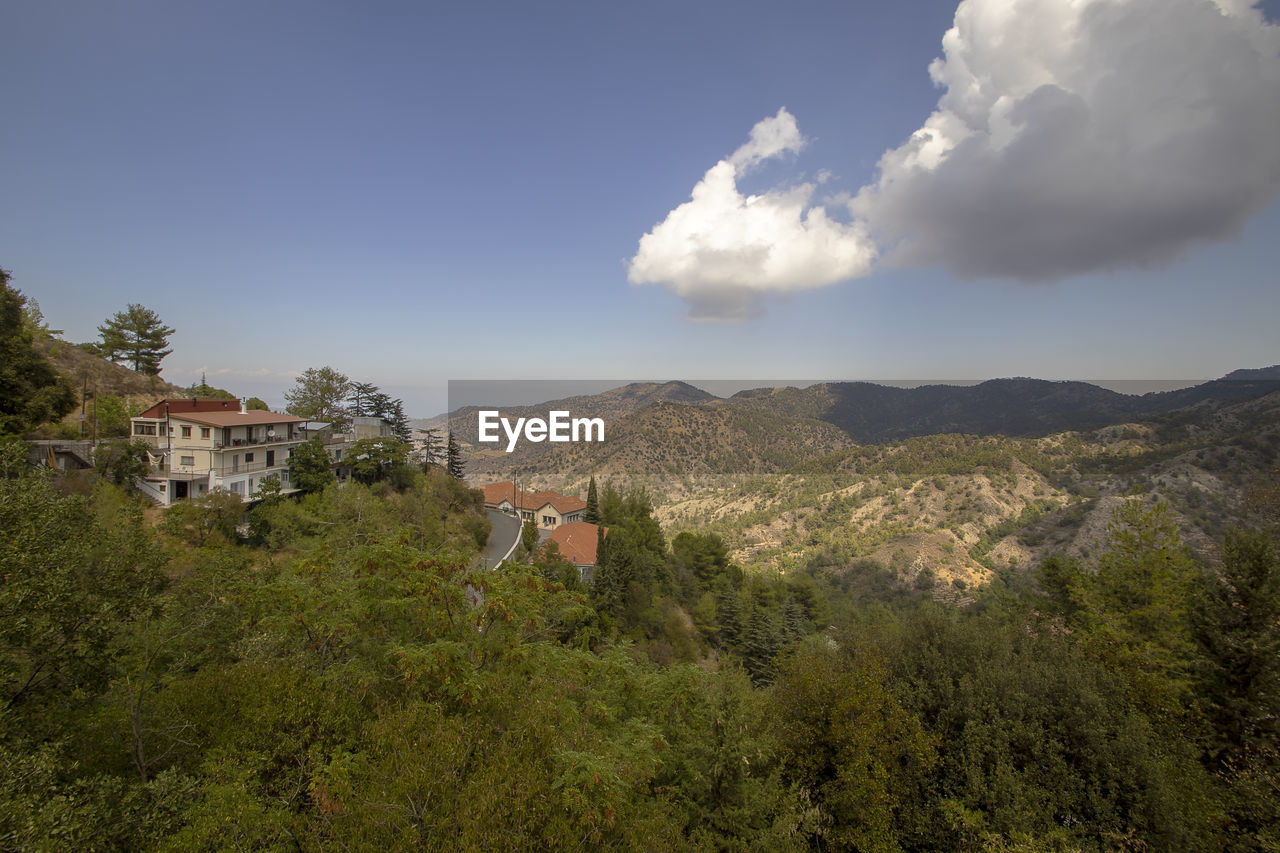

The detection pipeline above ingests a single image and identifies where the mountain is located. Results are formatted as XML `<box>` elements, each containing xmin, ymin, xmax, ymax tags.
<box><xmin>435</xmin><ymin>368</ymin><xmax>1280</xmax><ymax>510</ymax></box>
<box><xmin>721</xmin><ymin>374</ymin><xmax>1280</xmax><ymax>443</ymax></box>
<box><xmin>658</xmin><ymin>387</ymin><xmax>1280</xmax><ymax>588</ymax></box>
<box><xmin>415</xmin><ymin>381</ymin><xmax>716</xmax><ymax>441</ymax></box>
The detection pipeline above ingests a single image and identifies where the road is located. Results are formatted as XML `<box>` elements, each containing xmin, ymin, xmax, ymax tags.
<box><xmin>481</xmin><ymin>509</ymin><xmax>521</xmax><ymax>569</ymax></box>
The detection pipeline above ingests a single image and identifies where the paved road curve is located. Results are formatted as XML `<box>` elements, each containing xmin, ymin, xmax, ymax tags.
<box><xmin>482</xmin><ymin>509</ymin><xmax>521</xmax><ymax>569</ymax></box>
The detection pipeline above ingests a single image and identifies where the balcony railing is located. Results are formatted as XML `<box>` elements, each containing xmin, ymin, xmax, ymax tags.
<box><xmin>215</xmin><ymin>434</ymin><xmax>301</xmax><ymax>448</ymax></box>
<box><xmin>148</xmin><ymin>460</ymin><xmax>291</xmax><ymax>478</ymax></box>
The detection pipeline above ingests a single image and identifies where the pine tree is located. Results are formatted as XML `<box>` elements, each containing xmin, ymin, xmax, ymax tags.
<box><xmin>419</xmin><ymin>427</ymin><xmax>443</xmax><ymax>469</ymax></box>
<box><xmin>446</xmin><ymin>431</ymin><xmax>465</xmax><ymax>479</ymax></box>
<box><xmin>584</xmin><ymin>476</ymin><xmax>600</xmax><ymax>524</ymax></box>
<box><xmin>742</xmin><ymin>606</ymin><xmax>781</xmax><ymax>685</ymax></box>
<box><xmin>347</xmin><ymin>382</ymin><xmax>378</xmax><ymax>417</ymax></box>
<box><xmin>96</xmin><ymin>304</ymin><xmax>175</xmax><ymax>375</ymax></box>
<box><xmin>386</xmin><ymin>399</ymin><xmax>411</xmax><ymax>442</ymax></box>
<box><xmin>780</xmin><ymin>596</ymin><xmax>807</xmax><ymax>644</ymax></box>
<box><xmin>1193</xmin><ymin>528</ymin><xmax>1280</xmax><ymax>767</ymax></box>
<box><xmin>716</xmin><ymin>582</ymin><xmax>744</xmax><ymax>649</ymax></box>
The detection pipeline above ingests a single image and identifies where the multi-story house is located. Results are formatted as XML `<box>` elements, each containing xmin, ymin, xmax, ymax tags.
<box><xmin>480</xmin><ymin>481</ymin><xmax>588</xmax><ymax>530</ymax></box>
<box><xmin>130</xmin><ymin>398</ymin><xmax>305</xmax><ymax>506</ymax></box>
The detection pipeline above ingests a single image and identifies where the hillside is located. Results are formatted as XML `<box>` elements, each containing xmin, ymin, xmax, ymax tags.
<box><xmin>32</xmin><ymin>335</ymin><xmax>186</xmax><ymax>435</ymax></box>
<box><xmin>421</xmin><ymin>380</ymin><xmax>717</xmax><ymax>442</ymax></box>
<box><xmin>657</xmin><ymin>389</ymin><xmax>1280</xmax><ymax>589</ymax></box>
<box><xmin>464</xmin><ymin>399</ymin><xmax>854</xmax><ymax>499</ymax></box>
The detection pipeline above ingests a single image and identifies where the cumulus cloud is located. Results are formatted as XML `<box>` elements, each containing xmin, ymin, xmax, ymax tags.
<box><xmin>631</xmin><ymin>0</ymin><xmax>1280</xmax><ymax>319</ymax></box>
<box><xmin>853</xmin><ymin>0</ymin><xmax>1280</xmax><ymax>279</ymax></box>
<box><xmin>628</xmin><ymin>108</ymin><xmax>876</xmax><ymax>321</ymax></box>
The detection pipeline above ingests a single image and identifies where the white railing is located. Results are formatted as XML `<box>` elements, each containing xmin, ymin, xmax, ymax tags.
<box><xmin>133</xmin><ymin>477</ymin><xmax>167</xmax><ymax>506</ymax></box>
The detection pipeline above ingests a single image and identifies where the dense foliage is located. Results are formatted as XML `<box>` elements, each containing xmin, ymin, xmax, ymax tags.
<box><xmin>0</xmin><ymin>269</ymin><xmax>77</xmax><ymax>436</ymax></box>
<box><xmin>1</xmin><ymin>457</ymin><xmax>1276</xmax><ymax>850</ymax></box>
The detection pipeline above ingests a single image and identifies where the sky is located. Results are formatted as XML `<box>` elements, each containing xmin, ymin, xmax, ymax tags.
<box><xmin>3</xmin><ymin>0</ymin><xmax>1278</xmax><ymax>417</ymax></box>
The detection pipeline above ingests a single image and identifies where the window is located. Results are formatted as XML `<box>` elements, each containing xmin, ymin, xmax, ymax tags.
<box><xmin>179</xmin><ymin>455</ymin><xmax>195</xmax><ymax>467</ymax></box>
<box><xmin>180</xmin><ymin>426</ymin><xmax>192</xmax><ymax>438</ymax></box>
<box><xmin>229</xmin><ymin>481</ymin><xmax>245</xmax><ymax>495</ymax></box>
<box><xmin>543</xmin><ymin>515</ymin><xmax>556</xmax><ymax>527</ymax></box>
<box><xmin>200</xmin><ymin>427</ymin><xmax>210</xmax><ymax>439</ymax></box>
<box><xmin>133</xmin><ymin>423</ymin><xmax>156</xmax><ymax>436</ymax></box>
<box><xmin>244</xmin><ymin>453</ymin><xmax>254</xmax><ymax>463</ymax></box>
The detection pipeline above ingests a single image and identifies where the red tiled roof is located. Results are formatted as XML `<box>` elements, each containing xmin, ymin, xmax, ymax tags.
<box><xmin>482</xmin><ymin>481</ymin><xmax>531</xmax><ymax>508</ymax></box>
<box><xmin>137</xmin><ymin>398</ymin><xmax>244</xmax><ymax>418</ymax></box>
<box><xmin>526</xmin><ymin>490</ymin><xmax>587</xmax><ymax>515</ymax></box>
<box><xmin>547</xmin><ymin>522</ymin><xmax>606</xmax><ymax>566</ymax></box>
<box><xmin>480</xmin><ymin>482</ymin><xmax>586</xmax><ymax>514</ymax></box>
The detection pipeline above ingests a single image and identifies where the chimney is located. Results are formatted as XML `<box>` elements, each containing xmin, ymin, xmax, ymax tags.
<box><xmin>240</xmin><ymin>398</ymin><xmax>248</xmax><ymax>415</ymax></box>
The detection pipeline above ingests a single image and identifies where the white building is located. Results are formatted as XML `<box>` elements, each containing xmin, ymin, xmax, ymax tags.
<box><xmin>130</xmin><ymin>398</ymin><xmax>306</xmax><ymax>505</ymax></box>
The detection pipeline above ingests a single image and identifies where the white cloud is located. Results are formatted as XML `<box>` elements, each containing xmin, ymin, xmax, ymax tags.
<box><xmin>852</xmin><ymin>0</ymin><xmax>1280</xmax><ymax>279</ymax></box>
<box><xmin>727</xmin><ymin>107</ymin><xmax>806</xmax><ymax>170</ymax></box>
<box><xmin>631</xmin><ymin>0</ymin><xmax>1280</xmax><ymax>318</ymax></box>
<box><xmin>628</xmin><ymin>108</ymin><xmax>876</xmax><ymax>321</ymax></box>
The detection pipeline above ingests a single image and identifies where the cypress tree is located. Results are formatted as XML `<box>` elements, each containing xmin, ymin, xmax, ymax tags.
<box><xmin>584</xmin><ymin>476</ymin><xmax>600</xmax><ymax>524</ymax></box>
<box><xmin>446</xmin><ymin>431</ymin><xmax>465</xmax><ymax>479</ymax></box>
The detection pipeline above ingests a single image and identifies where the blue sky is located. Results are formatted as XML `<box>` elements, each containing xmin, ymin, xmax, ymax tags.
<box><xmin>3</xmin><ymin>0</ymin><xmax>1278</xmax><ymax>416</ymax></box>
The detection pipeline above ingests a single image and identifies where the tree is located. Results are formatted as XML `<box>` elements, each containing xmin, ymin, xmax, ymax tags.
<box><xmin>95</xmin><ymin>393</ymin><xmax>135</xmax><ymax>437</ymax></box>
<box><xmin>0</xmin><ymin>269</ymin><xmax>77</xmax><ymax>436</ymax></box>
<box><xmin>283</xmin><ymin>367</ymin><xmax>350</xmax><ymax>428</ymax></box>
<box><xmin>446</xmin><ymin>432</ymin><xmax>464</xmax><ymax>480</ymax></box>
<box><xmin>385</xmin><ymin>398</ymin><xmax>411</xmax><ymax>443</ymax></box>
<box><xmin>96</xmin><ymin>304</ymin><xmax>175</xmax><ymax>375</ymax></box>
<box><xmin>347</xmin><ymin>382</ymin><xmax>379</xmax><ymax>417</ymax></box>
<box><xmin>94</xmin><ymin>438</ymin><xmax>151</xmax><ymax>486</ymax></box>
<box><xmin>419</xmin><ymin>427</ymin><xmax>443</xmax><ymax>469</ymax></box>
<box><xmin>1194</xmin><ymin>528</ymin><xmax>1280</xmax><ymax>767</ymax></box>
<box><xmin>584</xmin><ymin>476</ymin><xmax>600</xmax><ymax>524</ymax></box>
<box><xmin>245</xmin><ymin>397</ymin><xmax>270</xmax><ymax>411</ymax></box>
<box><xmin>1</xmin><ymin>475</ymin><xmax>166</xmax><ymax>712</ymax></box>
<box><xmin>349</xmin><ymin>381</ymin><xmax>411</xmax><ymax>443</ymax></box>
<box><xmin>184</xmin><ymin>373</ymin><xmax>235</xmax><ymax>399</ymax></box>
<box><xmin>346</xmin><ymin>437</ymin><xmax>411</xmax><ymax>485</ymax></box>
<box><xmin>288</xmin><ymin>437</ymin><xmax>335</xmax><ymax>495</ymax></box>
<box><xmin>1076</xmin><ymin>499</ymin><xmax>1199</xmax><ymax>709</ymax></box>
<box><xmin>521</xmin><ymin>519</ymin><xmax>540</xmax><ymax>556</ymax></box>
<box><xmin>159</xmin><ymin>488</ymin><xmax>245</xmax><ymax>547</ymax></box>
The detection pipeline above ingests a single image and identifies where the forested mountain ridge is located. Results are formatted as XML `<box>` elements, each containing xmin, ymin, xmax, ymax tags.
<box><xmin>719</xmin><ymin>373</ymin><xmax>1280</xmax><ymax>443</ymax></box>
<box><xmin>445</xmin><ymin>370</ymin><xmax>1279</xmax><ymax>498</ymax></box>
<box><xmin>659</xmin><ymin>388</ymin><xmax>1280</xmax><ymax>588</ymax></box>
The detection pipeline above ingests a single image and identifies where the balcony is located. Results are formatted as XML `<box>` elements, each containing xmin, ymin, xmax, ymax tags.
<box><xmin>214</xmin><ymin>433</ymin><xmax>302</xmax><ymax>448</ymax></box>
<box><xmin>148</xmin><ymin>459</ymin><xmax>291</xmax><ymax>478</ymax></box>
